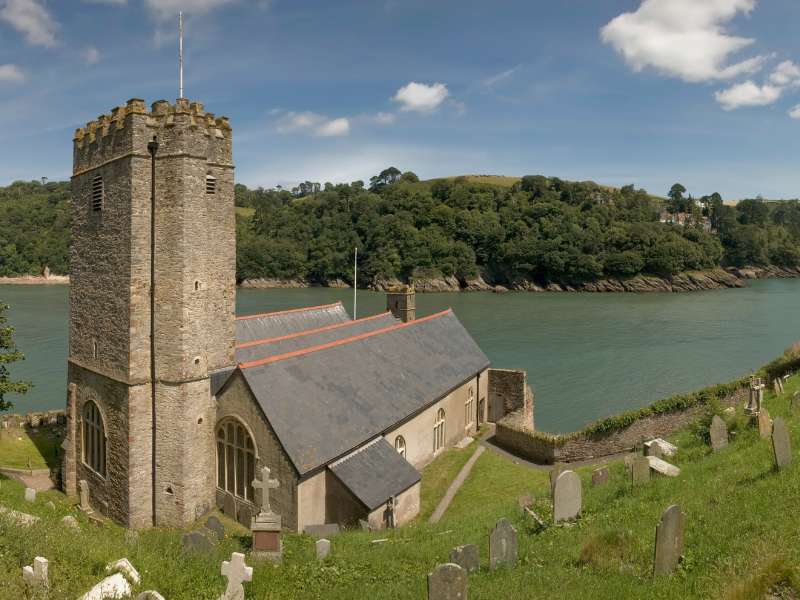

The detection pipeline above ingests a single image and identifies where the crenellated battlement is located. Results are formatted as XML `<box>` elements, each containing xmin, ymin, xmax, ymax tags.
<box><xmin>73</xmin><ymin>98</ymin><xmax>233</xmax><ymax>175</ymax></box>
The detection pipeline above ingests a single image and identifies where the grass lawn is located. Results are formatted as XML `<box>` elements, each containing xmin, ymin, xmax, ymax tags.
<box><xmin>0</xmin><ymin>428</ymin><xmax>61</xmax><ymax>470</ymax></box>
<box><xmin>3</xmin><ymin>382</ymin><xmax>800</xmax><ymax>598</ymax></box>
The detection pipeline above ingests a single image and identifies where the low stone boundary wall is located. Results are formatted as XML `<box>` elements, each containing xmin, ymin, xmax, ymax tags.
<box><xmin>496</xmin><ymin>387</ymin><xmax>749</xmax><ymax>464</ymax></box>
<box><xmin>0</xmin><ymin>410</ymin><xmax>66</xmax><ymax>429</ymax></box>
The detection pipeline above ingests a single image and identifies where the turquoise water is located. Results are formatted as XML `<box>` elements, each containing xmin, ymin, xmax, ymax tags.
<box><xmin>2</xmin><ymin>281</ymin><xmax>799</xmax><ymax>433</ymax></box>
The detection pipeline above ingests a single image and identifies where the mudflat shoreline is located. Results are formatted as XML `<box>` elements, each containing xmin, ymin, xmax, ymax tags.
<box><xmin>0</xmin><ymin>275</ymin><xmax>69</xmax><ymax>285</ymax></box>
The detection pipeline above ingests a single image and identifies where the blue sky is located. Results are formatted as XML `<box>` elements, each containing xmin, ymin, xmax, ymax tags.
<box><xmin>1</xmin><ymin>0</ymin><xmax>800</xmax><ymax>199</ymax></box>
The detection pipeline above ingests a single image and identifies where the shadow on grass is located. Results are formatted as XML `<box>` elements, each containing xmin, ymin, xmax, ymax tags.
<box><xmin>24</xmin><ymin>426</ymin><xmax>62</xmax><ymax>470</ymax></box>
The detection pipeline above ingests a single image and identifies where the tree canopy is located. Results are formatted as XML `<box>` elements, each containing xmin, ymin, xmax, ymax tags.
<box><xmin>0</xmin><ymin>303</ymin><xmax>31</xmax><ymax>413</ymax></box>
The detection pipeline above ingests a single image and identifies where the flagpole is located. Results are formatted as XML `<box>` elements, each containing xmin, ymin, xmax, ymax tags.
<box><xmin>179</xmin><ymin>11</ymin><xmax>184</xmax><ymax>98</ymax></box>
<box><xmin>353</xmin><ymin>247</ymin><xmax>358</xmax><ymax>320</ymax></box>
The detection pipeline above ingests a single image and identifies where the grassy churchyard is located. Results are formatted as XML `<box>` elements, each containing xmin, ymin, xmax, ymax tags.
<box><xmin>3</xmin><ymin>380</ymin><xmax>800</xmax><ymax>599</ymax></box>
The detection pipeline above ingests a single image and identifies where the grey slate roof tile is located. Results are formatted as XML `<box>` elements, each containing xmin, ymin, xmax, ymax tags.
<box><xmin>235</xmin><ymin>302</ymin><xmax>350</xmax><ymax>344</ymax></box>
<box><xmin>328</xmin><ymin>438</ymin><xmax>421</xmax><ymax>511</ymax></box>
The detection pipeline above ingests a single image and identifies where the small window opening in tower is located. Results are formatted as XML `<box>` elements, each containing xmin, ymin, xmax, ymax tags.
<box><xmin>195</xmin><ymin>280</ymin><xmax>200</xmax><ymax>291</ymax></box>
<box><xmin>92</xmin><ymin>339</ymin><xmax>98</xmax><ymax>359</ymax></box>
<box><xmin>91</xmin><ymin>175</ymin><xmax>104</xmax><ymax>211</ymax></box>
<box><xmin>206</xmin><ymin>175</ymin><xmax>217</xmax><ymax>194</ymax></box>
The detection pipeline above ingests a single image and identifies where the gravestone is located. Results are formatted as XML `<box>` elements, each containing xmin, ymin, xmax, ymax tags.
<box><xmin>219</xmin><ymin>552</ymin><xmax>253</xmax><ymax>600</ymax></box>
<box><xmin>591</xmin><ymin>467</ymin><xmax>609</xmax><ymax>487</ymax></box>
<box><xmin>549</xmin><ymin>462</ymin><xmax>566</xmax><ymax>492</ymax></box>
<box><xmin>206</xmin><ymin>516</ymin><xmax>225</xmax><ymax>542</ymax></box>
<box><xmin>427</xmin><ymin>563</ymin><xmax>467</xmax><ymax>600</ymax></box>
<box><xmin>647</xmin><ymin>456</ymin><xmax>681</xmax><ymax>477</ymax></box>
<box><xmin>22</xmin><ymin>556</ymin><xmax>48</xmax><ymax>590</ymax></box>
<box><xmin>774</xmin><ymin>379</ymin><xmax>782</xmax><ymax>396</ymax></box>
<box><xmin>316</xmin><ymin>538</ymin><xmax>331</xmax><ymax>560</ymax></box>
<box><xmin>222</xmin><ymin>494</ymin><xmax>237</xmax><ymax>521</ymax></box>
<box><xmin>644</xmin><ymin>441</ymin><xmax>663</xmax><ymax>458</ymax></box>
<box><xmin>552</xmin><ymin>470</ymin><xmax>581</xmax><ymax>524</ymax></box>
<box><xmin>61</xmin><ymin>515</ymin><xmax>80</xmax><ymax>530</ymax></box>
<box><xmin>182</xmin><ymin>531</ymin><xmax>214</xmax><ymax>554</ymax></box>
<box><xmin>790</xmin><ymin>392</ymin><xmax>800</xmax><ymax>414</ymax></box>
<box><xmin>78</xmin><ymin>479</ymin><xmax>91</xmax><ymax>512</ymax></box>
<box><xmin>251</xmin><ymin>466</ymin><xmax>282</xmax><ymax>562</ymax></box>
<box><xmin>709</xmin><ymin>415</ymin><xmax>728</xmax><ymax>452</ymax></box>
<box><xmin>772</xmin><ymin>417</ymin><xmax>792</xmax><ymax>470</ymax></box>
<box><xmin>631</xmin><ymin>456</ymin><xmax>650</xmax><ymax>485</ymax></box>
<box><xmin>106</xmin><ymin>559</ymin><xmax>140</xmax><ymax>586</ymax></box>
<box><xmin>449</xmin><ymin>544</ymin><xmax>479</xmax><ymax>573</ymax></box>
<box><xmin>489</xmin><ymin>518</ymin><xmax>517</xmax><ymax>570</ymax></box>
<box><xmin>653</xmin><ymin>504</ymin><xmax>685</xmax><ymax>576</ymax></box>
<box><xmin>79</xmin><ymin>573</ymin><xmax>131</xmax><ymax>600</ymax></box>
<box><xmin>237</xmin><ymin>504</ymin><xmax>253</xmax><ymax>529</ymax></box>
<box><xmin>758</xmin><ymin>409</ymin><xmax>773</xmax><ymax>439</ymax></box>
<box><xmin>24</xmin><ymin>487</ymin><xmax>36</xmax><ymax>503</ymax></box>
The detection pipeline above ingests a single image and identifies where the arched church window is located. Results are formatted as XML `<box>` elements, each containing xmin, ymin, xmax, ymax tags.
<box><xmin>82</xmin><ymin>401</ymin><xmax>106</xmax><ymax>477</ymax></box>
<box><xmin>433</xmin><ymin>408</ymin><xmax>446</xmax><ymax>454</ymax></box>
<box><xmin>395</xmin><ymin>435</ymin><xmax>406</xmax><ymax>459</ymax></box>
<box><xmin>216</xmin><ymin>419</ymin><xmax>256</xmax><ymax>502</ymax></box>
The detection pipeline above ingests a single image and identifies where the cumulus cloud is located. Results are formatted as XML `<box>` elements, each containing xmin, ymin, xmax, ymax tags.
<box><xmin>788</xmin><ymin>104</ymin><xmax>800</xmax><ymax>119</ymax></box>
<box><xmin>276</xmin><ymin>112</ymin><xmax>350</xmax><ymax>137</ymax></box>
<box><xmin>769</xmin><ymin>60</ymin><xmax>800</xmax><ymax>86</ymax></box>
<box><xmin>601</xmin><ymin>0</ymin><xmax>763</xmax><ymax>83</ymax></box>
<box><xmin>84</xmin><ymin>46</ymin><xmax>101</xmax><ymax>65</ymax></box>
<box><xmin>0</xmin><ymin>64</ymin><xmax>25</xmax><ymax>83</ymax></box>
<box><xmin>144</xmin><ymin>0</ymin><xmax>237</xmax><ymax>21</ymax></box>
<box><xmin>393</xmin><ymin>82</ymin><xmax>449</xmax><ymax>112</ymax></box>
<box><xmin>715</xmin><ymin>80</ymin><xmax>782</xmax><ymax>110</ymax></box>
<box><xmin>0</xmin><ymin>0</ymin><xmax>58</xmax><ymax>47</ymax></box>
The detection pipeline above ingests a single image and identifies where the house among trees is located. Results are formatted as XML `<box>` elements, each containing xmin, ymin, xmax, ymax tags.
<box><xmin>61</xmin><ymin>97</ymin><xmax>512</xmax><ymax>532</ymax></box>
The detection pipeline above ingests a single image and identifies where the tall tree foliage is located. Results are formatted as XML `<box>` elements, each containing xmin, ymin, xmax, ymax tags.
<box><xmin>0</xmin><ymin>303</ymin><xmax>31</xmax><ymax>413</ymax></box>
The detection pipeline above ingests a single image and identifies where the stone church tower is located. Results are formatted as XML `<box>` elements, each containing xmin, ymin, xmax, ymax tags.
<box><xmin>63</xmin><ymin>98</ymin><xmax>235</xmax><ymax>528</ymax></box>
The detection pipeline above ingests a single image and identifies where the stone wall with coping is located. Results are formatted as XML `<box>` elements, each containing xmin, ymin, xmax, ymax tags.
<box><xmin>0</xmin><ymin>410</ymin><xmax>66</xmax><ymax>428</ymax></box>
<box><xmin>495</xmin><ymin>386</ymin><xmax>749</xmax><ymax>464</ymax></box>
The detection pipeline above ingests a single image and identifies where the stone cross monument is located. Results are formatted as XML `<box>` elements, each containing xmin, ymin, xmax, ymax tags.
<box><xmin>251</xmin><ymin>466</ymin><xmax>282</xmax><ymax>562</ymax></box>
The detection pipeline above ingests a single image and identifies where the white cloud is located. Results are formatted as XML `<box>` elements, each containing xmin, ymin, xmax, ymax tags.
<box><xmin>392</xmin><ymin>82</ymin><xmax>449</xmax><ymax>112</ymax></box>
<box><xmin>769</xmin><ymin>60</ymin><xmax>800</xmax><ymax>86</ymax></box>
<box><xmin>0</xmin><ymin>0</ymin><xmax>58</xmax><ymax>47</ymax></box>
<box><xmin>373</xmin><ymin>112</ymin><xmax>396</xmax><ymax>125</ymax></box>
<box><xmin>84</xmin><ymin>46</ymin><xmax>100</xmax><ymax>65</ymax></box>
<box><xmin>144</xmin><ymin>0</ymin><xmax>238</xmax><ymax>21</ymax></box>
<box><xmin>601</xmin><ymin>0</ymin><xmax>763</xmax><ymax>83</ymax></box>
<box><xmin>0</xmin><ymin>64</ymin><xmax>25</xmax><ymax>83</ymax></box>
<box><xmin>714</xmin><ymin>80</ymin><xmax>782</xmax><ymax>110</ymax></box>
<box><xmin>788</xmin><ymin>105</ymin><xmax>800</xmax><ymax>119</ymax></box>
<box><xmin>276</xmin><ymin>112</ymin><xmax>350</xmax><ymax>137</ymax></box>
<box><xmin>316</xmin><ymin>118</ymin><xmax>350</xmax><ymax>137</ymax></box>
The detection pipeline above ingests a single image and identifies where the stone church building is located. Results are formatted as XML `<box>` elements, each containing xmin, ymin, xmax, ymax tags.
<box><xmin>61</xmin><ymin>97</ymin><xmax>519</xmax><ymax>532</ymax></box>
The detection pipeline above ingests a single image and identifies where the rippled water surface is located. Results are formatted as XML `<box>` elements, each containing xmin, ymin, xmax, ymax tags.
<box><xmin>2</xmin><ymin>280</ymin><xmax>799</xmax><ymax>432</ymax></box>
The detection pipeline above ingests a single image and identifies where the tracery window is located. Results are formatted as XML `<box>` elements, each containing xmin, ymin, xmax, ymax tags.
<box><xmin>82</xmin><ymin>401</ymin><xmax>106</xmax><ymax>477</ymax></box>
<box><xmin>216</xmin><ymin>419</ymin><xmax>256</xmax><ymax>502</ymax></box>
<box><xmin>433</xmin><ymin>408</ymin><xmax>446</xmax><ymax>454</ymax></box>
<box><xmin>395</xmin><ymin>435</ymin><xmax>406</xmax><ymax>459</ymax></box>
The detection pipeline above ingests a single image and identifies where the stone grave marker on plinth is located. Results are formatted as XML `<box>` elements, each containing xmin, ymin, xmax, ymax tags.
<box><xmin>251</xmin><ymin>466</ymin><xmax>282</xmax><ymax>563</ymax></box>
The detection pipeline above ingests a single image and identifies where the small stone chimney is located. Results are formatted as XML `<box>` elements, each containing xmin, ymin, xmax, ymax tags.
<box><xmin>386</xmin><ymin>285</ymin><xmax>416</xmax><ymax>323</ymax></box>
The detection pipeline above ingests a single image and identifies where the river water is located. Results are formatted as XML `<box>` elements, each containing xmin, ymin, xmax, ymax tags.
<box><xmin>2</xmin><ymin>280</ymin><xmax>798</xmax><ymax>433</ymax></box>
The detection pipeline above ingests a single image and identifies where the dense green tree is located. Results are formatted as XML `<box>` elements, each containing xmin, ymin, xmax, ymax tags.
<box><xmin>0</xmin><ymin>303</ymin><xmax>31</xmax><ymax>413</ymax></box>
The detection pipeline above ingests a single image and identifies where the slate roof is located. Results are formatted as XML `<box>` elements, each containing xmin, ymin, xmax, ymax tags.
<box><xmin>235</xmin><ymin>312</ymin><xmax>399</xmax><ymax>365</ymax></box>
<box><xmin>235</xmin><ymin>302</ymin><xmax>350</xmax><ymax>344</ymax></box>
<box><xmin>240</xmin><ymin>309</ymin><xmax>490</xmax><ymax>475</ymax></box>
<box><xmin>328</xmin><ymin>438</ymin><xmax>421</xmax><ymax>511</ymax></box>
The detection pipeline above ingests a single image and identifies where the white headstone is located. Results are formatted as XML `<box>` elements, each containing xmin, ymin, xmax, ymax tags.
<box><xmin>106</xmin><ymin>558</ymin><xmax>141</xmax><ymax>585</ymax></box>
<box><xmin>24</xmin><ymin>487</ymin><xmax>36</xmax><ymax>503</ymax></box>
<box><xmin>79</xmin><ymin>573</ymin><xmax>131</xmax><ymax>600</ymax></box>
<box><xmin>252</xmin><ymin>466</ymin><xmax>280</xmax><ymax>516</ymax></box>
<box><xmin>647</xmin><ymin>456</ymin><xmax>681</xmax><ymax>477</ymax></box>
<box><xmin>553</xmin><ymin>470</ymin><xmax>581</xmax><ymax>524</ymax></box>
<box><xmin>219</xmin><ymin>552</ymin><xmax>253</xmax><ymax>600</ymax></box>
<box><xmin>316</xmin><ymin>538</ymin><xmax>331</xmax><ymax>560</ymax></box>
<box><xmin>22</xmin><ymin>556</ymin><xmax>48</xmax><ymax>590</ymax></box>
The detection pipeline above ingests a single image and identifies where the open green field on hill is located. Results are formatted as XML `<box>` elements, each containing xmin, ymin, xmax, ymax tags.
<box><xmin>3</xmin><ymin>380</ymin><xmax>800</xmax><ymax>598</ymax></box>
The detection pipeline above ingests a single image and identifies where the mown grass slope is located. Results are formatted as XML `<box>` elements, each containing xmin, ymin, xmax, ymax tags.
<box><xmin>2</xmin><ymin>380</ymin><xmax>800</xmax><ymax>599</ymax></box>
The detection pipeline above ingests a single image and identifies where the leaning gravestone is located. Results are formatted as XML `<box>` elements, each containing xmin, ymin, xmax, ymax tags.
<box><xmin>489</xmin><ymin>518</ymin><xmax>517</xmax><ymax>570</ymax></box>
<box><xmin>205</xmin><ymin>516</ymin><xmax>225</xmax><ymax>542</ymax></box>
<box><xmin>772</xmin><ymin>417</ymin><xmax>792</xmax><ymax>470</ymax></box>
<box><xmin>182</xmin><ymin>531</ymin><xmax>214</xmax><ymax>554</ymax></box>
<box><xmin>591</xmin><ymin>467</ymin><xmax>609</xmax><ymax>487</ymax></box>
<box><xmin>449</xmin><ymin>544</ymin><xmax>479</xmax><ymax>573</ymax></box>
<box><xmin>653</xmin><ymin>504</ymin><xmax>685</xmax><ymax>576</ymax></box>
<box><xmin>552</xmin><ymin>470</ymin><xmax>581</xmax><ymax>524</ymax></box>
<box><xmin>758</xmin><ymin>409</ymin><xmax>773</xmax><ymax>439</ymax></box>
<box><xmin>631</xmin><ymin>456</ymin><xmax>651</xmax><ymax>485</ymax></box>
<box><xmin>316</xmin><ymin>538</ymin><xmax>330</xmax><ymax>560</ymax></box>
<box><xmin>710</xmin><ymin>415</ymin><xmax>728</xmax><ymax>452</ymax></box>
<box><xmin>427</xmin><ymin>563</ymin><xmax>467</xmax><ymax>600</ymax></box>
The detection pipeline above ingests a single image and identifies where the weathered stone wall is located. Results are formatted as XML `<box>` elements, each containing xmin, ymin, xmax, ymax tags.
<box><xmin>495</xmin><ymin>386</ymin><xmax>749</xmax><ymax>464</ymax></box>
<box><xmin>68</xmin><ymin>97</ymin><xmax>236</xmax><ymax>528</ymax></box>
<box><xmin>487</xmin><ymin>368</ymin><xmax>532</xmax><ymax>426</ymax></box>
<box><xmin>215</xmin><ymin>372</ymin><xmax>300</xmax><ymax>530</ymax></box>
<box><xmin>0</xmin><ymin>410</ymin><xmax>66</xmax><ymax>428</ymax></box>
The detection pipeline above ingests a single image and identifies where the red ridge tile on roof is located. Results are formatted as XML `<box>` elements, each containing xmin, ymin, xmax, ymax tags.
<box><xmin>239</xmin><ymin>309</ymin><xmax>453</xmax><ymax>370</ymax></box>
<box><xmin>235</xmin><ymin>301</ymin><xmax>343</xmax><ymax>321</ymax></box>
